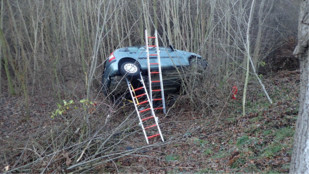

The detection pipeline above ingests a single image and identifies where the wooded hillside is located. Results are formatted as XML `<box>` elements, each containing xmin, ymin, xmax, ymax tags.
<box><xmin>0</xmin><ymin>0</ymin><xmax>302</xmax><ymax>172</ymax></box>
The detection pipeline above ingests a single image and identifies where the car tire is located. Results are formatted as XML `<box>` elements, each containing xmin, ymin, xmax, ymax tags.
<box><xmin>120</xmin><ymin>61</ymin><xmax>140</xmax><ymax>77</ymax></box>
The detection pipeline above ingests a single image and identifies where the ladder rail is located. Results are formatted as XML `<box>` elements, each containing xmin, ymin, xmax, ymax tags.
<box><xmin>145</xmin><ymin>29</ymin><xmax>153</xmax><ymax>103</ymax></box>
<box><xmin>126</xmin><ymin>78</ymin><xmax>149</xmax><ymax>144</ymax></box>
<box><xmin>154</xmin><ymin>30</ymin><xmax>166</xmax><ymax>114</ymax></box>
<box><xmin>145</xmin><ymin>29</ymin><xmax>167</xmax><ymax>114</ymax></box>
<box><xmin>139</xmin><ymin>73</ymin><xmax>164</xmax><ymax>142</ymax></box>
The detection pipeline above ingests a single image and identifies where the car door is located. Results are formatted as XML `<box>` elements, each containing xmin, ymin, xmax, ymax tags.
<box><xmin>136</xmin><ymin>47</ymin><xmax>148</xmax><ymax>70</ymax></box>
<box><xmin>136</xmin><ymin>46</ymin><xmax>168</xmax><ymax>70</ymax></box>
<box><xmin>137</xmin><ymin>47</ymin><xmax>187</xmax><ymax>70</ymax></box>
<box><xmin>159</xmin><ymin>47</ymin><xmax>187</xmax><ymax>68</ymax></box>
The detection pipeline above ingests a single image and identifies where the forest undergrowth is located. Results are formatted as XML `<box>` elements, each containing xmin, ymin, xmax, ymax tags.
<box><xmin>0</xmin><ymin>69</ymin><xmax>299</xmax><ymax>173</ymax></box>
<box><xmin>0</xmin><ymin>0</ymin><xmax>301</xmax><ymax>172</ymax></box>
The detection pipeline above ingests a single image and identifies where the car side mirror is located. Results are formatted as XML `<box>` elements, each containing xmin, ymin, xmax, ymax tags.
<box><xmin>169</xmin><ymin>45</ymin><xmax>175</xmax><ymax>52</ymax></box>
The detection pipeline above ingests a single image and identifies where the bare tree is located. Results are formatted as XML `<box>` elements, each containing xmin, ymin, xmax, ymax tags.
<box><xmin>242</xmin><ymin>0</ymin><xmax>256</xmax><ymax>116</ymax></box>
<box><xmin>290</xmin><ymin>0</ymin><xmax>309</xmax><ymax>173</ymax></box>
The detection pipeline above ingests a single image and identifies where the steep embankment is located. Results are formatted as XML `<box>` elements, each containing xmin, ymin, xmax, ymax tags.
<box><xmin>0</xmin><ymin>70</ymin><xmax>299</xmax><ymax>173</ymax></box>
<box><xmin>101</xmin><ymin>70</ymin><xmax>299</xmax><ymax>173</ymax></box>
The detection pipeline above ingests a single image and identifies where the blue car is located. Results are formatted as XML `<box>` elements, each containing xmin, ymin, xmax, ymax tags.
<box><xmin>102</xmin><ymin>46</ymin><xmax>207</xmax><ymax>95</ymax></box>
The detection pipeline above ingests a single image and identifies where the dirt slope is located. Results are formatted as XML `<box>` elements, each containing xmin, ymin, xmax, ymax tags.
<box><xmin>0</xmin><ymin>70</ymin><xmax>299</xmax><ymax>173</ymax></box>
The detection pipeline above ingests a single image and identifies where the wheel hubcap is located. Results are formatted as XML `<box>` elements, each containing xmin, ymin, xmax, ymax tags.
<box><xmin>124</xmin><ymin>63</ymin><xmax>138</xmax><ymax>74</ymax></box>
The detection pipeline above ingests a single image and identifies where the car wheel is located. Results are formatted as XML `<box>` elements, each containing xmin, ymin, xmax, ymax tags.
<box><xmin>120</xmin><ymin>61</ymin><xmax>140</xmax><ymax>77</ymax></box>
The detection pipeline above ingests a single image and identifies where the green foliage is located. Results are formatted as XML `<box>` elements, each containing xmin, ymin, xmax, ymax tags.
<box><xmin>51</xmin><ymin>99</ymin><xmax>74</xmax><ymax>118</ymax></box>
<box><xmin>210</xmin><ymin>151</ymin><xmax>229</xmax><ymax>159</ymax></box>
<box><xmin>230</xmin><ymin>156</ymin><xmax>246</xmax><ymax>168</ymax></box>
<box><xmin>259</xmin><ymin>61</ymin><xmax>266</xmax><ymax>67</ymax></box>
<box><xmin>51</xmin><ymin>99</ymin><xmax>96</xmax><ymax>118</ymax></box>
<box><xmin>165</xmin><ymin>154</ymin><xmax>179</xmax><ymax>161</ymax></box>
<box><xmin>274</xmin><ymin>127</ymin><xmax>294</xmax><ymax>142</ymax></box>
<box><xmin>263</xmin><ymin>130</ymin><xmax>273</xmax><ymax>136</ymax></box>
<box><xmin>79</xmin><ymin>99</ymin><xmax>94</xmax><ymax>105</ymax></box>
<box><xmin>236</xmin><ymin>135</ymin><xmax>250</xmax><ymax>148</ymax></box>
<box><xmin>226</xmin><ymin>117</ymin><xmax>236</xmax><ymax>123</ymax></box>
<box><xmin>267</xmin><ymin>171</ymin><xmax>280</xmax><ymax>174</ymax></box>
<box><xmin>261</xmin><ymin>143</ymin><xmax>283</xmax><ymax>158</ymax></box>
<box><xmin>203</xmin><ymin>148</ymin><xmax>213</xmax><ymax>156</ymax></box>
<box><xmin>249</xmin><ymin>115</ymin><xmax>262</xmax><ymax>123</ymax></box>
<box><xmin>193</xmin><ymin>138</ymin><xmax>208</xmax><ymax>147</ymax></box>
<box><xmin>198</xmin><ymin>168</ymin><xmax>216</xmax><ymax>173</ymax></box>
<box><xmin>243</xmin><ymin>164</ymin><xmax>259</xmax><ymax>172</ymax></box>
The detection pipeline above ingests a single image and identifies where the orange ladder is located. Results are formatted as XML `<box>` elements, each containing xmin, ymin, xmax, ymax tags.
<box><xmin>145</xmin><ymin>29</ymin><xmax>166</xmax><ymax>114</ymax></box>
<box><xmin>126</xmin><ymin>73</ymin><xmax>164</xmax><ymax>144</ymax></box>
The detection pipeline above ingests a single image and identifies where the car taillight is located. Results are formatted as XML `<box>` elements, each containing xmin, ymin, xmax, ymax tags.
<box><xmin>108</xmin><ymin>52</ymin><xmax>115</xmax><ymax>62</ymax></box>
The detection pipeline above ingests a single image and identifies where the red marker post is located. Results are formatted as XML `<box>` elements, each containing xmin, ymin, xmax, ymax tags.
<box><xmin>231</xmin><ymin>86</ymin><xmax>238</xmax><ymax>100</ymax></box>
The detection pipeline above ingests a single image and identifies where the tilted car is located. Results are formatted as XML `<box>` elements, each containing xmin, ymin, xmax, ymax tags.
<box><xmin>102</xmin><ymin>46</ymin><xmax>207</xmax><ymax>96</ymax></box>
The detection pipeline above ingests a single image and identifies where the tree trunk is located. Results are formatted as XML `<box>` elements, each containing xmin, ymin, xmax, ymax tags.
<box><xmin>243</xmin><ymin>0</ymin><xmax>256</xmax><ymax>116</ymax></box>
<box><xmin>290</xmin><ymin>0</ymin><xmax>309</xmax><ymax>173</ymax></box>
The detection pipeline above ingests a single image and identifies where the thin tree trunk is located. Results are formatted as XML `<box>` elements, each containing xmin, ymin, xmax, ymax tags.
<box><xmin>0</xmin><ymin>0</ymin><xmax>3</xmax><ymax>94</ymax></box>
<box><xmin>252</xmin><ymin>0</ymin><xmax>265</xmax><ymax>69</ymax></box>
<box><xmin>242</xmin><ymin>0</ymin><xmax>255</xmax><ymax>116</ymax></box>
<box><xmin>290</xmin><ymin>0</ymin><xmax>309</xmax><ymax>172</ymax></box>
<box><xmin>0</xmin><ymin>28</ymin><xmax>15</xmax><ymax>95</ymax></box>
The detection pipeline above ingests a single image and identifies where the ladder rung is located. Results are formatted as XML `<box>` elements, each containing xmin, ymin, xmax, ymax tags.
<box><xmin>142</xmin><ymin>116</ymin><xmax>154</xmax><ymax>121</ymax></box>
<box><xmin>150</xmin><ymin>63</ymin><xmax>159</xmax><ymax>65</ymax></box>
<box><xmin>152</xmin><ymin>80</ymin><xmax>160</xmax><ymax>83</ymax></box>
<box><xmin>148</xmin><ymin>36</ymin><xmax>156</xmax><ymax>39</ymax></box>
<box><xmin>155</xmin><ymin>107</ymin><xmax>163</xmax><ymax>110</ymax></box>
<box><xmin>139</xmin><ymin>107</ymin><xmax>151</xmax><ymax>113</ymax></box>
<box><xmin>151</xmin><ymin>71</ymin><xmax>159</xmax><ymax>74</ymax></box>
<box><xmin>145</xmin><ymin>124</ymin><xmax>157</xmax><ymax>130</ymax></box>
<box><xmin>148</xmin><ymin>134</ymin><xmax>160</xmax><ymax>139</ymax></box>
<box><xmin>136</xmin><ymin>93</ymin><xmax>146</xmax><ymax>98</ymax></box>
<box><xmin>153</xmin><ymin>98</ymin><xmax>162</xmax><ymax>101</ymax></box>
<box><xmin>152</xmin><ymin>89</ymin><xmax>161</xmax><ymax>92</ymax></box>
<box><xmin>138</xmin><ymin>100</ymin><xmax>148</xmax><ymax>105</ymax></box>
<box><xmin>148</xmin><ymin>45</ymin><xmax>156</xmax><ymax>47</ymax></box>
<box><xmin>134</xmin><ymin>86</ymin><xmax>144</xmax><ymax>92</ymax></box>
<box><xmin>149</xmin><ymin>54</ymin><xmax>157</xmax><ymax>56</ymax></box>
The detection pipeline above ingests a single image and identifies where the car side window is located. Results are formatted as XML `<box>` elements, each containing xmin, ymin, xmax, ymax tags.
<box><xmin>160</xmin><ymin>47</ymin><xmax>171</xmax><ymax>52</ymax></box>
<box><xmin>139</xmin><ymin>46</ymin><xmax>157</xmax><ymax>52</ymax></box>
<box><xmin>139</xmin><ymin>47</ymin><xmax>146</xmax><ymax>52</ymax></box>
